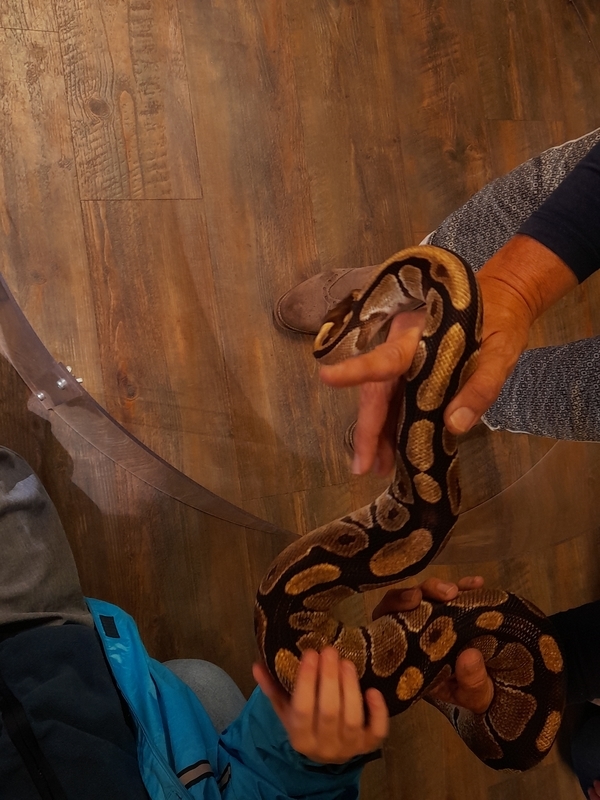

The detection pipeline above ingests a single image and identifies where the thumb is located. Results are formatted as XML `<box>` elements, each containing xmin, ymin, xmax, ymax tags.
<box><xmin>443</xmin><ymin>329</ymin><xmax>523</xmax><ymax>434</ymax></box>
<box><xmin>454</xmin><ymin>649</ymin><xmax>494</xmax><ymax>714</ymax></box>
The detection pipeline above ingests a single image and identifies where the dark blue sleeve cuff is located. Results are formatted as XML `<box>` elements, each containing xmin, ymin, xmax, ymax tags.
<box><xmin>518</xmin><ymin>140</ymin><xmax>600</xmax><ymax>282</ymax></box>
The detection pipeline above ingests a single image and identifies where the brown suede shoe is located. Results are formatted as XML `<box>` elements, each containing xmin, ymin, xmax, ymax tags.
<box><xmin>274</xmin><ymin>265</ymin><xmax>380</xmax><ymax>335</ymax></box>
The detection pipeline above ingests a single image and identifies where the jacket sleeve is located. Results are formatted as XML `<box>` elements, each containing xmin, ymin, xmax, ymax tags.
<box><xmin>550</xmin><ymin>601</ymin><xmax>600</xmax><ymax>705</ymax></box>
<box><xmin>518</xmin><ymin>140</ymin><xmax>600</xmax><ymax>282</ymax></box>
<box><xmin>219</xmin><ymin>688</ymin><xmax>376</xmax><ymax>799</ymax></box>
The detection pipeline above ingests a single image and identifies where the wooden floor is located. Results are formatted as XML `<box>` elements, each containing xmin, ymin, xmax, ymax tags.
<box><xmin>1</xmin><ymin>0</ymin><xmax>600</xmax><ymax>797</ymax></box>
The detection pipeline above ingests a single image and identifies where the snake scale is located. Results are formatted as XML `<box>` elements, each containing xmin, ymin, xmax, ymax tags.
<box><xmin>256</xmin><ymin>246</ymin><xmax>566</xmax><ymax>770</ymax></box>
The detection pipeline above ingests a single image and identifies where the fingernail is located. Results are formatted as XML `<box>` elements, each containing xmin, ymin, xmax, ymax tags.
<box><xmin>438</xmin><ymin>582</ymin><xmax>454</xmax><ymax>597</ymax></box>
<box><xmin>352</xmin><ymin>455</ymin><xmax>363</xmax><ymax>474</ymax></box>
<box><xmin>449</xmin><ymin>407</ymin><xmax>476</xmax><ymax>433</ymax></box>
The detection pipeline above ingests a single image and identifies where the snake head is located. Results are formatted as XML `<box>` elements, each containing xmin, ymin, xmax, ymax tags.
<box><xmin>313</xmin><ymin>291</ymin><xmax>358</xmax><ymax>353</ymax></box>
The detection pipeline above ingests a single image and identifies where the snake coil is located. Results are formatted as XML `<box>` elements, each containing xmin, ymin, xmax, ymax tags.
<box><xmin>256</xmin><ymin>246</ymin><xmax>565</xmax><ymax>770</ymax></box>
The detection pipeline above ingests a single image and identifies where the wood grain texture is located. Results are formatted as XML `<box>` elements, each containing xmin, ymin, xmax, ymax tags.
<box><xmin>1</xmin><ymin>0</ymin><xmax>600</xmax><ymax>797</ymax></box>
<box><xmin>286</xmin><ymin>1</ymin><xmax>414</xmax><ymax>269</ymax></box>
<box><xmin>179</xmin><ymin>0</ymin><xmax>360</xmax><ymax>510</ymax></box>
<box><xmin>53</xmin><ymin>0</ymin><xmax>201</xmax><ymax>200</ymax></box>
<box><xmin>0</xmin><ymin>0</ymin><xmax>55</xmax><ymax>30</ymax></box>
<box><xmin>80</xmin><ymin>198</ymin><xmax>244</xmax><ymax>501</ymax></box>
<box><xmin>381</xmin><ymin>0</ymin><xmax>493</xmax><ymax>234</ymax></box>
<box><xmin>470</xmin><ymin>0</ymin><xmax>563</xmax><ymax>123</ymax></box>
<box><xmin>0</xmin><ymin>29</ymin><xmax>104</xmax><ymax>399</ymax></box>
<box><xmin>551</xmin><ymin>0</ymin><xmax>600</xmax><ymax>139</ymax></box>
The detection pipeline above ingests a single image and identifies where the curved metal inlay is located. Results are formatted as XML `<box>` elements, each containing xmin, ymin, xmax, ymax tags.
<box><xmin>0</xmin><ymin>273</ymin><xmax>291</xmax><ymax>537</ymax></box>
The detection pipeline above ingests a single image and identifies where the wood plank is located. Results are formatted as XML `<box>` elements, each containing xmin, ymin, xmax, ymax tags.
<box><xmin>54</xmin><ymin>0</ymin><xmax>201</xmax><ymax>200</ymax></box>
<box><xmin>0</xmin><ymin>0</ymin><xmax>55</xmax><ymax>30</ymax></box>
<box><xmin>470</xmin><ymin>0</ymin><xmax>563</xmax><ymax>123</ymax></box>
<box><xmin>382</xmin><ymin>0</ymin><xmax>494</xmax><ymax>235</ymax></box>
<box><xmin>286</xmin><ymin>1</ymin><xmax>414</xmax><ymax>268</ymax></box>
<box><xmin>0</xmin><ymin>28</ymin><xmax>104</xmax><ymax>399</ymax></box>
<box><xmin>551</xmin><ymin>0</ymin><xmax>600</xmax><ymax>140</ymax></box>
<box><xmin>80</xmin><ymin>199</ymin><xmax>243</xmax><ymax>501</ymax></box>
<box><xmin>179</xmin><ymin>0</ymin><xmax>359</xmax><ymax>507</ymax></box>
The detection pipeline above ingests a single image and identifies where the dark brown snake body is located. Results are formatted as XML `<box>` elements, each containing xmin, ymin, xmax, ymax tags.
<box><xmin>256</xmin><ymin>246</ymin><xmax>566</xmax><ymax>771</ymax></box>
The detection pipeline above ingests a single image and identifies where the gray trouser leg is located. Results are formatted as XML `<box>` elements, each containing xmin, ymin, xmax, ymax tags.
<box><xmin>163</xmin><ymin>659</ymin><xmax>246</xmax><ymax>733</ymax></box>
<box><xmin>0</xmin><ymin>447</ymin><xmax>92</xmax><ymax>629</ymax></box>
<box><xmin>430</xmin><ymin>129</ymin><xmax>600</xmax><ymax>441</ymax></box>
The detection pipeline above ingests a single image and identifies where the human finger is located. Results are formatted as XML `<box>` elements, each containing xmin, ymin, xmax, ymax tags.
<box><xmin>589</xmin><ymin>780</ymin><xmax>600</xmax><ymax>800</ymax></box>
<box><xmin>456</xmin><ymin>576</ymin><xmax>484</xmax><ymax>592</ymax></box>
<box><xmin>351</xmin><ymin>379</ymin><xmax>398</xmax><ymax>475</ymax></box>
<box><xmin>453</xmin><ymin>648</ymin><xmax>494</xmax><ymax>714</ymax></box>
<box><xmin>319</xmin><ymin>310</ymin><xmax>426</xmax><ymax>388</ymax></box>
<box><xmin>252</xmin><ymin>662</ymin><xmax>289</xmax><ymax>718</ymax></box>
<box><xmin>289</xmin><ymin>649</ymin><xmax>320</xmax><ymax>724</ymax></box>
<box><xmin>418</xmin><ymin>577</ymin><xmax>461</xmax><ymax>602</ymax></box>
<box><xmin>315</xmin><ymin>648</ymin><xmax>342</xmax><ymax>741</ymax></box>
<box><xmin>340</xmin><ymin>660</ymin><xmax>365</xmax><ymax>739</ymax></box>
<box><xmin>444</xmin><ymin>331</ymin><xmax>522</xmax><ymax>434</ymax></box>
<box><xmin>364</xmin><ymin>688</ymin><xmax>390</xmax><ymax>746</ymax></box>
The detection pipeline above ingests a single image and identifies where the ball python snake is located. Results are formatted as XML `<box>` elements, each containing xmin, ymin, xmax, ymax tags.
<box><xmin>256</xmin><ymin>245</ymin><xmax>566</xmax><ymax>770</ymax></box>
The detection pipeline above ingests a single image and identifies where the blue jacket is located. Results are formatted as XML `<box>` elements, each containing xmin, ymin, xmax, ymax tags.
<box><xmin>88</xmin><ymin>599</ymin><xmax>368</xmax><ymax>799</ymax></box>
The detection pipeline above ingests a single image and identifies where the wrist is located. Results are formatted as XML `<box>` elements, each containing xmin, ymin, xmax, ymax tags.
<box><xmin>475</xmin><ymin>234</ymin><xmax>578</xmax><ymax>323</ymax></box>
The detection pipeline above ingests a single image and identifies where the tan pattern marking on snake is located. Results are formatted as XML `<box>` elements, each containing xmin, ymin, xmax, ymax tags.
<box><xmin>285</xmin><ymin>564</ymin><xmax>341</xmax><ymax>595</ymax></box>
<box><xmin>431</xmin><ymin>257</ymin><xmax>471</xmax><ymax>310</ymax></box>
<box><xmin>298</xmin><ymin>623</ymin><xmax>338</xmax><ymax>653</ymax></box>
<box><xmin>539</xmin><ymin>635</ymin><xmax>564</xmax><ymax>673</ymax></box>
<box><xmin>414</xmin><ymin>472</ymin><xmax>442</xmax><ymax>503</ymax></box>
<box><xmin>407</xmin><ymin>420</ymin><xmax>435</xmax><ymax>472</ymax></box>
<box><xmin>315</xmin><ymin>522</ymin><xmax>370</xmax><ymax>557</ymax></box>
<box><xmin>449</xmin><ymin>589</ymin><xmax>509</xmax><ymax>609</ymax></box>
<box><xmin>399</xmin><ymin>264</ymin><xmax>424</xmax><ymax>300</ymax></box>
<box><xmin>536</xmin><ymin>711</ymin><xmax>562</xmax><ymax>752</ymax></box>
<box><xmin>469</xmin><ymin>635</ymin><xmax>500</xmax><ymax>661</ymax></box>
<box><xmin>476</xmin><ymin>611</ymin><xmax>504</xmax><ymax>630</ymax></box>
<box><xmin>275</xmin><ymin>648</ymin><xmax>300</xmax><ymax>688</ymax></box>
<box><xmin>399</xmin><ymin>601</ymin><xmax>433</xmax><ymax>632</ymax></box>
<box><xmin>487</xmin><ymin>642</ymin><xmax>535</xmax><ymax>687</ymax></box>
<box><xmin>289</xmin><ymin>611</ymin><xmax>330</xmax><ymax>631</ymax></box>
<box><xmin>460</xmin><ymin>350</ymin><xmax>479</xmax><ymax>386</ymax></box>
<box><xmin>396</xmin><ymin>666</ymin><xmax>424</xmax><ymax>700</ymax></box>
<box><xmin>374</xmin><ymin>493</ymin><xmax>410</xmax><ymax>532</ymax></box>
<box><xmin>422</xmin><ymin>288</ymin><xmax>444</xmax><ymax>337</ymax></box>
<box><xmin>419</xmin><ymin>616</ymin><xmax>457</xmax><ymax>661</ymax></box>
<box><xmin>303</xmin><ymin>586</ymin><xmax>356</xmax><ymax>610</ymax></box>
<box><xmin>417</xmin><ymin>323</ymin><xmax>466</xmax><ymax>411</ymax></box>
<box><xmin>406</xmin><ymin>340</ymin><xmax>427</xmax><ymax>381</ymax></box>
<box><xmin>369</xmin><ymin>528</ymin><xmax>433</xmax><ymax>577</ymax></box>
<box><xmin>260</xmin><ymin>535</ymin><xmax>320</xmax><ymax>594</ymax></box>
<box><xmin>489</xmin><ymin>686</ymin><xmax>537</xmax><ymax>741</ymax></box>
<box><xmin>442</xmin><ymin>426</ymin><xmax>458</xmax><ymax>456</ymax></box>
<box><xmin>334</xmin><ymin>626</ymin><xmax>368</xmax><ymax>677</ymax></box>
<box><xmin>392</xmin><ymin>454</ymin><xmax>413</xmax><ymax>504</ymax></box>
<box><xmin>369</xmin><ymin>617</ymin><xmax>408</xmax><ymax>677</ymax></box>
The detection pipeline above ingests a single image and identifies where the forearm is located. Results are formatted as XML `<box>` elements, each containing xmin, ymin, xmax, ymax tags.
<box><xmin>476</xmin><ymin>234</ymin><xmax>578</xmax><ymax>334</ymax></box>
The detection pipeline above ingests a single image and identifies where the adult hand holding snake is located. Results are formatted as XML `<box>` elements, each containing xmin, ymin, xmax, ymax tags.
<box><xmin>254</xmin><ymin>576</ymin><xmax>490</xmax><ymax>763</ymax></box>
<box><xmin>320</xmin><ymin>234</ymin><xmax>578</xmax><ymax>476</ymax></box>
